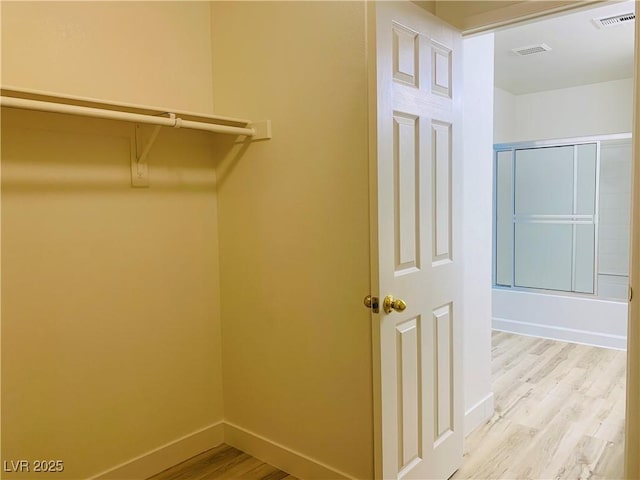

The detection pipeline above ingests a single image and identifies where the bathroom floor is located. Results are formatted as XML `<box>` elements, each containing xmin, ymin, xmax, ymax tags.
<box><xmin>452</xmin><ymin>331</ymin><xmax>626</xmax><ymax>479</ymax></box>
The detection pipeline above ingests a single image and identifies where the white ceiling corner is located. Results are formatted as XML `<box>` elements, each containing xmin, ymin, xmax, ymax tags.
<box><xmin>494</xmin><ymin>1</ymin><xmax>635</xmax><ymax>95</ymax></box>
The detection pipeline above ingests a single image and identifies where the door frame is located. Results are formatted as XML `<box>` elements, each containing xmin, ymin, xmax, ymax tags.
<box><xmin>451</xmin><ymin>1</ymin><xmax>638</xmax><ymax>477</ymax></box>
<box><xmin>626</xmin><ymin>4</ymin><xmax>639</xmax><ymax>477</ymax></box>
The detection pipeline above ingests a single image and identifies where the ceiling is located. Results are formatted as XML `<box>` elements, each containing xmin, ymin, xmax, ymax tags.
<box><xmin>494</xmin><ymin>1</ymin><xmax>635</xmax><ymax>95</ymax></box>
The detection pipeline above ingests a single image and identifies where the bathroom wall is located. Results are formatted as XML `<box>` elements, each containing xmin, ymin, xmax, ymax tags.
<box><xmin>494</xmin><ymin>78</ymin><xmax>634</xmax><ymax>143</ymax></box>
<box><xmin>494</xmin><ymin>87</ymin><xmax>517</xmax><ymax>144</ymax></box>
<box><xmin>1</xmin><ymin>3</ymin><xmax>225</xmax><ymax>479</ymax></box>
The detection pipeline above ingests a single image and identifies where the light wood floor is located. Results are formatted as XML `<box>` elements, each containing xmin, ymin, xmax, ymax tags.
<box><xmin>146</xmin><ymin>444</ymin><xmax>297</xmax><ymax>480</ymax></box>
<box><xmin>148</xmin><ymin>331</ymin><xmax>626</xmax><ymax>480</ymax></box>
<box><xmin>453</xmin><ymin>331</ymin><xmax>627</xmax><ymax>480</ymax></box>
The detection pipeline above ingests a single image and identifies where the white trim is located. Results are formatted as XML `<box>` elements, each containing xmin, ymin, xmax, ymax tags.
<box><xmin>88</xmin><ymin>421</ymin><xmax>355</xmax><ymax>480</ymax></box>
<box><xmin>224</xmin><ymin>422</ymin><xmax>355</xmax><ymax>480</ymax></box>
<box><xmin>464</xmin><ymin>393</ymin><xmax>495</xmax><ymax>436</ymax></box>
<box><xmin>89</xmin><ymin>421</ymin><xmax>225</xmax><ymax>480</ymax></box>
<box><xmin>624</xmin><ymin>2</ymin><xmax>640</xmax><ymax>476</ymax></box>
<box><xmin>493</xmin><ymin>317</ymin><xmax>627</xmax><ymax>350</ymax></box>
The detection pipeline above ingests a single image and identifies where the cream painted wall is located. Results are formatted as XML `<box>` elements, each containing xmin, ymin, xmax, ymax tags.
<box><xmin>495</xmin><ymin>78</ymin><xmax>634</xmax><ymax>143</ymax></box>
<box><xmin>1</xmin><ymin>111</ymin><xmax>224</xmax><ymax>480</ymax></box>
<box><xmin>1</xmin><ymin>1</ymin><xmax>214</xmax><ymax>113</ymax></box>
<box><xmin>1</xmin><ymin>3</ymin><xmax>224</xmax><ymax>479</ymax></box>
<box><xmin>210</xmin><ymin>2</ymin><xmax>373</xmax><ymax>478</ymax></box>
<box><xmin>462</xmin><ymin>33</ymin><xmax>495</xmax><ymax>435</ymax></box>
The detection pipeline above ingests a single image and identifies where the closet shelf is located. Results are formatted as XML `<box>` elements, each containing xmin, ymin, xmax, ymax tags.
<box><xmin>0</xmin><ymin>86</ymin><xmax>271</xmax><ymax>139</ymax></box>
<box><xmin>1</xmin><ymin>86</ymin><xmax>271</xmax><ymax>187</ymax></box>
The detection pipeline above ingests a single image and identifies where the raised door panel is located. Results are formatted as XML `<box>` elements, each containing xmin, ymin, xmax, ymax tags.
<box><xmin>432</xmin><ymin>120</ymin><xmax>452</xmax><ymax>264</ymax></box>
<box><xmin>394</xmin><ymin>113</ymin><xmax>421</xmax><ymax>274</ymax></box>
<box><xmin>433</xmin><ymin>304</ymin><xmax>453</xmax><ymax>443</ymax></box>
<box><xmin>393</xmin><ymin>23</ymin><xmax>419</xmax><ymax>87</ymax></box>
<box><xmin>431</xmin><ymin>42</ymin><xmax>452</xmax><ymax>98</ymax></box>
<box><xmin>396</xmin><ymin>317</ymin><xmax>423</xmax><ymax>476</ymax></box>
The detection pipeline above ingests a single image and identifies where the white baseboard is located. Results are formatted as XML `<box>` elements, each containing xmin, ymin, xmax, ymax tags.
<box><xmin>90</xmin><ymin>420</ymin><xmax>354</xmax><ymax>480</ymax></box>
<box><xmin>89</xmin><ymin>421</ymin><xmax>224</xmax><ymax>480</ymax></box>
<box><xmin>464</xmin><ymin>392</ymin><xmax>494</xmax><ymax>436</ymax></box>
<box><xmin>224</xmin><ymin>422</ymin><xmax>354</xmax><ymax>480</ymax></box>
<box><xmin>493</xmin><ymin>317</ymin><xmax>627</xmax><ymax>350</ymax></box>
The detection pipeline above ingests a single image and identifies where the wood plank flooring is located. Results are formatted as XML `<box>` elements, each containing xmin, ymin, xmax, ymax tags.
<box><xmin>149</xmin><ymin>331</ymin><xmax>626</xmax><ymax>480</ymax></box>
<box><xmin>453</xmin><ymin>331</ymin><xmax>627</xmax><ymax>480</ymax></box>
<box><xmin>146</xmin><ymin>444</ymin><xmax>297</xmax><ymax>480</ymax></box>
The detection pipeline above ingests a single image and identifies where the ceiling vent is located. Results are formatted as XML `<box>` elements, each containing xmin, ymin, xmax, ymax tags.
<box><xmin>592</xmin><ymin>12</ymin><xmax>635</xmax><ymax>29</ymax></box>
<box><xmin>511</xmin><ymin>43</ymin><xmax>552</xmax><ymax>56</ymax></box>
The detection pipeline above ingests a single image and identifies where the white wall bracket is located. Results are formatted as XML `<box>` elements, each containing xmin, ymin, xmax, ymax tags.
<box><xmin>131</xmin><ymin>123</ymin><xmax>163</xmax><ymax>187</ymax></box>
<box><xmin>130</xmin><ymin>118</ymin><xmax>272</xmax><ymax>187</ymax></box>
<box><xmin>249</xmin><ymin>120</ymin><xmax>272</xmax><ymax>141</ymax></box>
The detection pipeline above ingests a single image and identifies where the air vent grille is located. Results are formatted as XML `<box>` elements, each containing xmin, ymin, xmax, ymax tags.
<box><xmin>511</xmin><ymin>43</ymin><xmax>552</xmax><ymax>56</ymax></box>
<box><xmin>593</xmin><ymin>12</ymin><xmax>635</xmax><ymax>28</ymax></box>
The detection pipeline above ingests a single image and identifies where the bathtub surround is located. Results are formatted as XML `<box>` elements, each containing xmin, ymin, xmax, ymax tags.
<box><xmin>492</xmin><ymin>136</ymin><xmax>631</xmax><ymax>350</ymax></box>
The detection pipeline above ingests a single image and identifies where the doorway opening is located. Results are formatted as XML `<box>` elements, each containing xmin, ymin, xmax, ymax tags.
<box><xmin>459</xmin><ymin>2</ymin><xmax>634</xmax><ymax>478</ymax></box>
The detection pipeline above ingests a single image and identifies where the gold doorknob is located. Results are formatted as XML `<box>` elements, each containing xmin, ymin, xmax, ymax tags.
<box><xmin>383</xmin><ymin>295</ymin><xmax>407</xmax><ymax>314</ymax></box>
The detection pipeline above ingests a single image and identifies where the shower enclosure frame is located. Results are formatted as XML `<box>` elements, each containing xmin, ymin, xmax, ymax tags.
<box><xmin>492</xmin><ymin>132</ymin><xmax>632</xmax><ymax>299</ymax></box>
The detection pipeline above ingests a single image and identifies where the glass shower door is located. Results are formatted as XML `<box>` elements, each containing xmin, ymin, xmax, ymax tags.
<box><xmin>510</xmin><ymin>143</ymin><xmax>597</xmax><ymax>293</ymax></box>
<box><xmin>514</xmin><ymin>145</ymin><xmax>574</xmax><ymax>291</ymax></box>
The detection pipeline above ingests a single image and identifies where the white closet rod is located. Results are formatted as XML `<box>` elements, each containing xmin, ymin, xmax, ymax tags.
<box><xmin>0</xmin><ymin>96</ymin><xmax>256</xmax><ymax>137</ymax></box>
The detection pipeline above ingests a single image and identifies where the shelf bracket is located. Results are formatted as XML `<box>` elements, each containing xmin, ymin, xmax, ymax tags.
<box><xmin>131</xmin><ymin>121</ymin><xmax>164</xmax><ymax>187</ymax></box>
<box><xmin>249</xmin><ymin>120</ymin><xmax>272</xmax><ymax>140</ymax></box>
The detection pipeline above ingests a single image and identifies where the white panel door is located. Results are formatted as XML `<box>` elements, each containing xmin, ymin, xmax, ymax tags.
<box><xmin>369</xmin><ymin>2</ymin><xmax>463</xmax><ymax>479</ymax></box>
